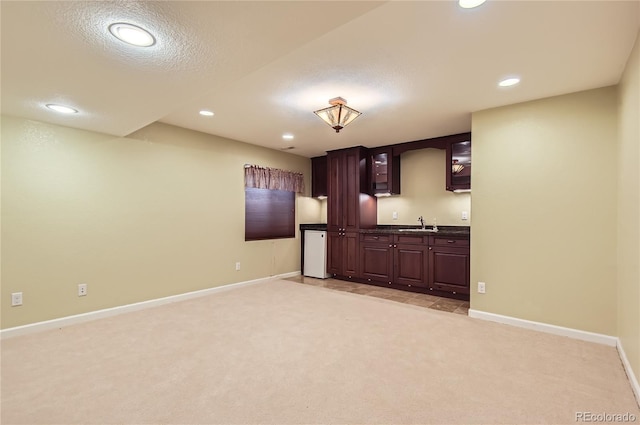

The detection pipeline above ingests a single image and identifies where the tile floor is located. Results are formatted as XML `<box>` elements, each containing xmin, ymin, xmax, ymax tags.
<box><xmin>284</xmin><ymin>275</ymin><xmax>469</xmax><ymax>315</ymax></box>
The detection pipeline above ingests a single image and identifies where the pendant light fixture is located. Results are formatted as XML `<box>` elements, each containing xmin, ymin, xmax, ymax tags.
<box><xmin>314</xmin><ymin>97</ymin><xmax>361</xmax><ymax>133</ymax></box>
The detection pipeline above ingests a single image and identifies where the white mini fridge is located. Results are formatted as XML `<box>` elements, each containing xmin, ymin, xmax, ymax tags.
<box><xmin>303</xmin><ymin>230</ymin><xmax>330</xmax><ymax>278</ymax></box>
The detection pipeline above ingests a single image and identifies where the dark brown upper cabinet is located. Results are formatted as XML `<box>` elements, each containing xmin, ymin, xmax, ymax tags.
<box><xmin>311</xmin><ymin>155</ymin><xmax>327</xmax><ymax>198</ymax></box>
<box><xmin>370</xmin><ymin>147</ymin><xmax>400</xmax><ymax>196</ymax></box>
<box><xmin>327</xmin><ymin>146</ymin><xmax>377</xmax><ymax>233</ymax></box>
<box><xmin>446</xmin><ymin>138</ymin><xmax>471</xmax><ymax>192</ymax></box>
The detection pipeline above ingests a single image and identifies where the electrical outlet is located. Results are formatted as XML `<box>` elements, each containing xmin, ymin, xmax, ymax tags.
<box><xmin>392</xmin><ymin>211</ymin><xmax>398</xmax><ymax>220</ymax></box>
<box><xmin>235</xmin><ymin>262</ymin><xmax>241</xmax><ymax>271</ymax></box>
<box><xmin>477</xmin><ymin>282</ymin><xmax>486</xmax><ymax>294</ymax></box>
<box><xmin>462</xmin><ymin>211</ymin><xmax>469</xmax><ymax>220</ymax></box>
<box><xmin>78</xmin><ymin>283</ymin><xmax>87</xmax><ymax>297</ymax></box>
<box><xmin>11</xmin><ymin>292</ymin><xmax>23</xmax><ymax>306</ymax></box>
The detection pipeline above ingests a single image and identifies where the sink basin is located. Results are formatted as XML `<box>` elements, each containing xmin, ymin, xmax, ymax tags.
<box><xmin>398</xmin><ymin>228</ymin><xmax>438</xmax><ymax>233</ymax></box>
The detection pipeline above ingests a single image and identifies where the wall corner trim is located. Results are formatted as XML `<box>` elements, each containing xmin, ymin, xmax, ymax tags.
<box><xmin>1</xmin><ymin>271</ymin><xmax>301</xmax><ymax>340</ymax></box>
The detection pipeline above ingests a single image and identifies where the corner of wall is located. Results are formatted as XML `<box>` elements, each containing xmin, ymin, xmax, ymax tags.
<box><xmin>616</xmin><ymin>28</ymin><xmax>640</xmax><ymax>401</ymax></box>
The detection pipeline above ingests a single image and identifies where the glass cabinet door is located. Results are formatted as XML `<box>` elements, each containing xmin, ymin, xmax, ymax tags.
<box><xmin>446</xmin><ymin>140</ymin><xmax>471</xmax><ymax>191</ymax></box>
<box><xmin>372</xmin><ymin>151</ymin><xmax>389</xmax><ymax>192</ymax></box>
<box><xmin>370</xmin><ymin>148</ymin><xmax>400</xmax><ymax>196</ymax></box>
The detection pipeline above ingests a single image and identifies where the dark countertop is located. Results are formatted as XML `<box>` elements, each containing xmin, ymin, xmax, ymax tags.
<box><xmin>300</xmin><ymin>223</ymin><xmax>470</xmax><ymax>237</ymax></box>
<box><xmin>361</xmin><ymin>225</ymin><xmax>470</xmax><ymax>237</ymax></box>
<box><xmin>299</xmin><ymin>223</ymin><xmax>329</xmax><ymax>231</ymax></box>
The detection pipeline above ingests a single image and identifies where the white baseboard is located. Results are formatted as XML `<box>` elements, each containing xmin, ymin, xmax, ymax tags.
<box><xmin>468</xmin><ymin>309</ymin><xmax>618</xmax><ymax>346</ymax></box>
<box><xmin>277</xmin><ymin>271</ymin><xmax>301</xmax><ymax>279</ymax></box>
<box><xmin>617</xmin><ymin>339</ymin><xmax>640</xmax><ymax>407</ymax></box>
<box><xmin>1</xmin><ymin>272</ymin><xmax>300</xmax><ymax>340</ymax></box>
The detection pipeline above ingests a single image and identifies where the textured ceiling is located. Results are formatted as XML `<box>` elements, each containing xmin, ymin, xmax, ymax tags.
<box><xmin>2</xmin><ymin>1</ymin><xmax>639</xmax><ymax>157</ymax></box>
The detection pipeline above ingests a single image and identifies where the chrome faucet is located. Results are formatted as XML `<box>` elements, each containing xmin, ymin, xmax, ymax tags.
<box><xmin>418</xmin><ymin>216</ymin><xmax>425</xmax><ymax>229</ymax></box>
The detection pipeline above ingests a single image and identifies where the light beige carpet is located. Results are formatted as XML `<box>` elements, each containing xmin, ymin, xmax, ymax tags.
<box><xmin>2</xmin><ymin>279</ymin><xmax>638</xmax><ymax>424</ymax></box>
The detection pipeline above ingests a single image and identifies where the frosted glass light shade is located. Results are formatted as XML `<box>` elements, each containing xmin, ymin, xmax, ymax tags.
<box><xmin>314</xmin><ymin>97</ymin><xmax>361</xmax><ymax>133</ymax></box>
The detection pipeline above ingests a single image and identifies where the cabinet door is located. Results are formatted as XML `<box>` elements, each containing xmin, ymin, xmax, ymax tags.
<box><xmin>327</xmin><ymin>153</ymin><xmax>343</xmax><ymax>231</ymax></box>
<box><xmin>343</xmin><ymin>149</ymin><xmax>361</xmax><ymax>231</ymax></box>
<box><xmin>326</xmin><ymin>231</ymin><xmax>342</xmax><ymax>275</ymax></box>
<box><xmin>343</xmin><ymin>232</ymin><xmax>359</xmax><ymax>278</ymax></box>
<box><xmin>370</xmin><ymin>147</ymin><xmax>400</xmax><ymax>195</ymax></box>
<box><xmin>328</xmin><ymin>148</ymin><xmax>363</xmax><ymax>231</ymax></box>
<box><xmin>327</xmin><ymin>231</ymin><xmax>359</xmax><ymax>278</ymax></box>
<box><xmin>393</xmin><ymin>243</ymin><xmax>429</xmax><ymax>288</ymax></box>
<box><xmin>446</xmin><ymin>139</ymin><xmax>472</xmax><ymax>192</ymax></box>
<box><xmin>429</xmin><ymin>246</ymin><xmax>470</xmax><ymax>294</ymax></box>
<box><xmin>327</xmin><ymin>147</ymin><xmax>377</xmax><ymax>233</ymax></box>
<box><xmin>360</xmin><ymin>242</ymin><xmax>393</xmax><ymax>283</ymax></box>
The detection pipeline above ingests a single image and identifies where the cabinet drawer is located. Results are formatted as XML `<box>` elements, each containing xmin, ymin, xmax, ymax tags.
<box><xmin>361</xmin><ymin>234</ymin><xmax>391</xmax><ymax>243</ymax></box>
<box><xmin>431</xmin><ymin>236</ymin><xmax>469</xmax><ymax>247</ymax></box>
<box><xmin>394</xmin><ymin>234</ymin><xmax>427</xmax><ymax>245</ymax></box>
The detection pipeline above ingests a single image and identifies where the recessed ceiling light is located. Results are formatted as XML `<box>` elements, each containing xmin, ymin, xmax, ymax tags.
<box><xmin>108</xmin><ymin>23</ymin><xmax>155</xmax><ymax>47</ymax></box>
<box><xmin>45</xmin><ymin>104</ymin><xmax>78</xmax><ymax>114</ymax></box>
<box><xmin>282</xmin><ymin>134</ymin><xmax>294</xmax><ymax>140</ymax></box>
<box><xmin>459</xmin><ymin>0</ymin><xmax>487</xmax><ymax>9</ymax></box>
<box><xmin>199</xmin><ymin>110</ymin><xmax>214</xmax><ymax>116</ymax></box>
<box><xmin>498</xmin><ymin>77</ymin><xmax>521</xmax><ymax>87</ymax></box>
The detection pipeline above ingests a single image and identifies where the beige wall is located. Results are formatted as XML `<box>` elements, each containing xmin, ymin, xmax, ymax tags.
<box><xmin>377</xmin><ymin>149</ymin><xmax>471</xmax><ymax>226</ymax></box>
<box><xmin>617</xmin><ymin>31</ymin><xmax>640</xmax><ymax>387</ymax></box>
<box><xmin>317</xmin><ymin>198</ymin><xmax>327</xmax><ymax>224</ymax></box>
<box><xmin>1</xmin><ymin>118</ymin><xmax>321</xmax><ymax>329</ymax></box>
<box><xmin>470</xmin><ymin>87</ymin><xmax>618</xmax><ymax>335</ymax></box>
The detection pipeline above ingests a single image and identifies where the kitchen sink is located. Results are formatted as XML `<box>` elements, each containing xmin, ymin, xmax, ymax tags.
<box><xmin>398</xmin><ymin>228</ymin><xmax>438</xmax><ymax>233</ymax></box>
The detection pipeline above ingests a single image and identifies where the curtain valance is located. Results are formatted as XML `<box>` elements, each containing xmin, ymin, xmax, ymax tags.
<box><xmin>244</xmin><ymin>165</ymin><xmax>305</xmax><ymax>193</ymax></box>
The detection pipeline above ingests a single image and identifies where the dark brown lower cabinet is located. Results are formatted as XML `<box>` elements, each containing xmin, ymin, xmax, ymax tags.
<box><xmin>357</xmin><ymin>232</ymin><xmax>470</xmax><ymax>298</ymax></box>
<box><xmin>360</xmin><ymin>234</ymin><xmax>429</xmax><ymax>288</ymax></box>
<box><xmin>393</xmin><ymin>243</ymin><xmax>429</xmax><ymax>288</ymax></box>
<box><xmin>327</xmin><ymin>231</ymin><xmax>359</xmax><ymax>278</ymax></box>
<box><xmin>360</xmin><ymin>235</ymin><xmax>393</xmax><ymax>283</ymax></box>
<box><xmin>429</xmin><ymin>245</ymin><xmax>470</xmax><ymax>295</ymax></box>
